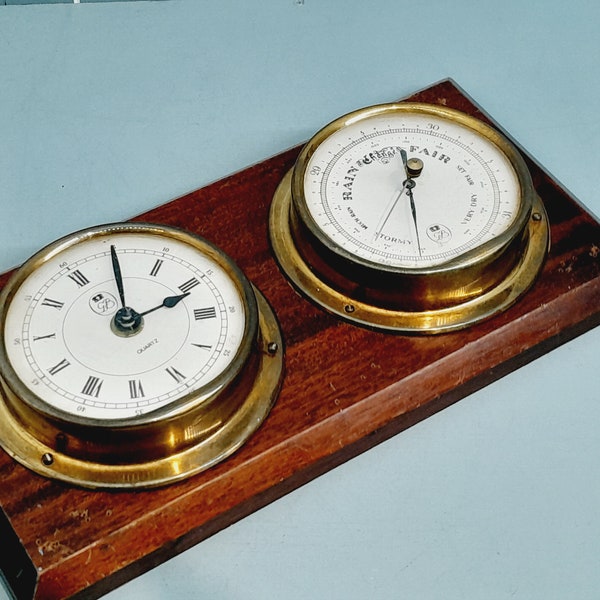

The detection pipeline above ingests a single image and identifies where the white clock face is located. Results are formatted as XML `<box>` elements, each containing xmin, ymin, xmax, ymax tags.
<box><xmin>301</xmin><ymin>108</ymin><xmax>522</xmax><ymax>269</ymax></box>
<box><xmin>2</xmin><ymin>227</ymin><xmax>249</xmax><ymax>421</ymax></box>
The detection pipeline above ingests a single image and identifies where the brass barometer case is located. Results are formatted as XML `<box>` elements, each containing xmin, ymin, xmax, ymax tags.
<box><xmin>0</xmin><ymin>222</ymin><xmax>283</xmax><ymax>488</ymax></box>
<box><xmin>270</xmin><ymin>102</ymin><xmax>550</xmax><ymax>333</ymax></box>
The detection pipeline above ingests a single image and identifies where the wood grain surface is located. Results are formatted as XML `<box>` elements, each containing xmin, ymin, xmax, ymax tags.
<box><xmin>1</xmin><ymin>80</ymin><xmax>599</xmax><ymax>600</ymax></box>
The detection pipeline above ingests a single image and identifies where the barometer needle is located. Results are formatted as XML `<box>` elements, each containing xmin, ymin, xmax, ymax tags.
<box><xmin>373</xmin><ymin>149</ymin><xmax>422</xmax><ymax>256</ymax></box>
<box><xmin>374</xmin><ymin>180</ymin><xmax>410</xmax><ymax>242</ymax></box>
<box><xmin>406</xmin><ymin>183</ymin><xmax>422</xmax><ymax>256</ymax></box>
<box><xmin>401</xmin><ymin>149</ymin><xmax>422</xmax><ymax>256</ymax></box>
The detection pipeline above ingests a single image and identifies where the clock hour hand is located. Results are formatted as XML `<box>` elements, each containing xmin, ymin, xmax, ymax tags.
<box><xmin>138</xmin><ymin>292</ymin><xmax>190</xmax><ymax>317</ymax></box>
<box><xmin>110</xmin><ymin>245</ymin><xmax>127</xmax><ymax>308</ymax></box>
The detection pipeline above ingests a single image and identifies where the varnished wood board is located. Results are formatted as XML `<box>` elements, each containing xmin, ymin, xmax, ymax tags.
<box><xmin>1</xmin><ymin>80</ymin><xmax>599</xmax><ymax>600</ymax></box>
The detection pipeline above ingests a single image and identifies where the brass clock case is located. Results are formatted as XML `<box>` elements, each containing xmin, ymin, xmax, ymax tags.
<box><xmin>0</xmin><ymin>223</ymin><xmax>283</xmax><ymax>488</ymax></box>
<box><xmin>270</xmin><ymin>103</ymin><xmax>550</xmax><ymax>333</ymax></box>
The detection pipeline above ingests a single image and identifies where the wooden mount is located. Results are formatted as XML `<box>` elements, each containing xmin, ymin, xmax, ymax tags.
<box><xmin>1</xmin><ymin>80</ymin><xmax>599</xmax><ymax>599</ymax></box>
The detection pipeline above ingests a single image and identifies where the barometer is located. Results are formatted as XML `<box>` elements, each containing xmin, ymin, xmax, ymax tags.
<box><xmin>270</xmin><ymin>102</ymin><xmax>550</xmax><ymax>332</ymax></box>
<box><xmin>0</xmin><ymin>222</ymin><xmax>283</xmax><ymax>488</ymax></box>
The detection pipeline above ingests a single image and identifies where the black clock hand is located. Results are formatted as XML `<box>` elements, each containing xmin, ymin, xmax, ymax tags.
<box><xmin>110</xmin><ymin>245</ymin><xmax>127</xmax><ymax>308</ymax></box>
<box><xmin>138</xmin><ymin>292</ymin><xmax>190</xmax><ymax>317</ymax></box>
<box><xmin>112</xmin><ymin>291</ymin><xmax>189</xmax><ymax>336</ymax></box>
<box><xmin>401</xmin><ymin>150</ymin><xmax>423</xmax><ymax>256</ymax></box>
<box><xmin>406</xmin><ymin>182</ymin><xmax>422</xmax><ymax>256</ymax></box>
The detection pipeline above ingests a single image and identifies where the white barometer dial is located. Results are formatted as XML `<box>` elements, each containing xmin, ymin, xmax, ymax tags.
<box><xmin>0</xmin><ymin>223</ymin><xmax>283</xmax><ymax>488</ymax></box>
<box><xmin>270</xmin><ymin>102</ymin><xmax>549</xmax><ymax>333</ymax></box>
<box><xmin>302</xmin><ymin>109</ymin><xmax>520</xmax><ymax>269</ymax></box>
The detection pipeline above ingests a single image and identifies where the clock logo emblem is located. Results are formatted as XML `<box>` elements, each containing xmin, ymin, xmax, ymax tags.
<box><xmin>89</xmin><ymin>292</ymin><xmax>118</xmax><ymax>316</ymax></box>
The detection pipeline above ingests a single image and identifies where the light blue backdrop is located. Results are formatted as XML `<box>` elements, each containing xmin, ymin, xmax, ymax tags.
<box><xmin>1</xmin><ymin>2</ymin><xmax>599</xmax><ymax>599</ymax></box>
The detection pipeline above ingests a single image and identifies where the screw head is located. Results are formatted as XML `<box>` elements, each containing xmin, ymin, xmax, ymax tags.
<box><xmin>41</xmin><ymin>453</ymin><xmax>54</xmax><ymax>466</ymax></box>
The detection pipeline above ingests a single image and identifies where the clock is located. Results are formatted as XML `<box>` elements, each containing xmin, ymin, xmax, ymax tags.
<box><xmin>0</xmin><ymin>222</ymin><xmax>283</xmax><ymax>488</ymax></box>
<box><xmin>270</xmin><ymin>102</ymin><xmax>550</xmax><ymax>333</ymax></box>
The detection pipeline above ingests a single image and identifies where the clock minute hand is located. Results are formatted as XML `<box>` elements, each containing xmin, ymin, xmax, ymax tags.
<box><xmin>110</xmin><ymin>245</ymin><xmax>127</xmax><ymax>308</ymax></box>
<box><xmin>138</xmin><ymin>292</ymin><xmax>190</xmax><ymax>317</ymax></box>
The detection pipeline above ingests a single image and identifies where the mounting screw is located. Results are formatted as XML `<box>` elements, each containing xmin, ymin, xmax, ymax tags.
<box><xmin>344</xmin><ymin>304</ymin><xmax>356</xmax><ymax>314</ymax></box>
<box><xmin>532</xmin><ymin>212</ymin><xmax>542</xmax><ymax>222</ymax></box>
<box><xmin>267</xmin><ymin>341</ymin><xmax>279</xmax><ymax>355</ymax></box>
<box><xmin>41</xmin><ymin>453</ymin><xmax>54</xmax><ymax>466</ymax></box>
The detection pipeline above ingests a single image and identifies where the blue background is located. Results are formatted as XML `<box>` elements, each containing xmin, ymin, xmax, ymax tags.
<box><xmin>1</xmin><ymin>2</ymin><xmax>599</xmax><ymax>598</ymax></box>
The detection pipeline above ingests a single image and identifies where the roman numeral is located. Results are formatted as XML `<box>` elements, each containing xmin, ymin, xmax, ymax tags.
<box><xmin>48</xmin><ymin>358</ymin><xmax>70</xmax><ymax>376</ymax></box>
<box><xmin>165</xmin><ymin>366</ymin><xmax>186</xmax><ymax>383</ymax></box>
<box><xmin>41</xmin><ymin>298</ymin><xmax>64</xmax><ymax>310</ymax></box>
<box><xmin>149</xmin><ymin>259</ymin><xmax>163</xmax><ymax>277</ymax></box>
<box><xmin>194</xmin><ymin>307</ymin><xmax>216</xmax><ymax>320</ymax></box>
<box><xmin>178</xmin><ymin>278</ymin><xmax>200</xmax><ymax>294</ymax></box>
<box><xmin>192</xmin><ymin>343</ymin><xmax>212</xmax><ymax>350</ymax></box>
<box><xmin>67</xmin><ymin>269</ymin><xmax>90</xmax><ymax>287</ymax></box>
<box><xmin>33</xmin><ymin>333</ymin><xmax>56</xmax><ymax>341</ymax></box>
<box><xmin>128</xmin><ymin>379</ymin><xmax>145</xmax><ymax>399</ymax></box>
<box><xmin>81</xmin><ymin>375</ymin><xmax>103</xmax><ymax>398</ymax></box>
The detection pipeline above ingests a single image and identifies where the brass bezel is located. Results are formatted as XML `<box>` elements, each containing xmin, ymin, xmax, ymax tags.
<box><xmin>0</xmin><ymin>223</ymin><xmax>284</xmax><ymax>488</ymax></box>
<box><xmin>291</xmin><ymin>103</ymin><xmax>535</xmax><ymax>276</ymax></box>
